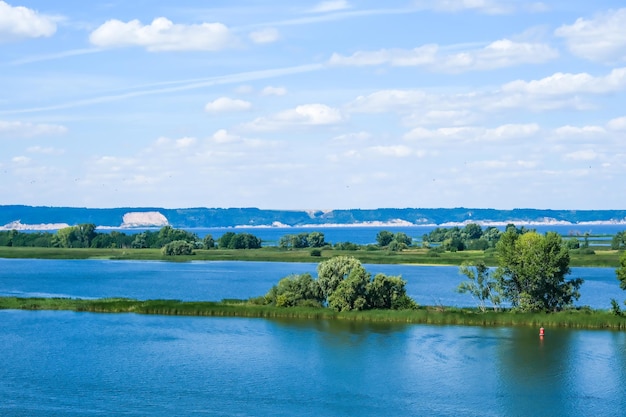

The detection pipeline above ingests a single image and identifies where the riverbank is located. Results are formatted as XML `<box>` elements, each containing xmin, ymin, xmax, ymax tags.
<box><xmin>2</xmin><ymin>297</ymin><xmax>625</xmax><ymax>329</ymax></box>
<box><xmin>0</xmin><ymin>246</ymin><xmax>621</xmax><ymax>267</ymax></box>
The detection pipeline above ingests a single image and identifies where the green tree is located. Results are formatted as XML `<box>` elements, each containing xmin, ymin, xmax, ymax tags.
<box><xmin>616</xmin><ymin>251</ymin><xmax>626</xmax><ymax>291</ymax></box>
<box><xmin>327</xmin><ymin>267</ymin><xmax>369</xmax><ymax>311</ymax></box>
<box><xmin>367</xmin><ymin>273</ymin><xmax>410</xmax><ymax>309</ymax></box>
<box><xmin>218</xmin><ymin>232</ymin><xmax>236</xmax><ymax>249</ymax></box>
<box><xmin>494</xmin><ymin>230</ymin><xmax>583</xmax><ymax>312</ymax></box>
<box><xmin>307</xmin><ymin>232</ymin><xmax>326</xmax><ymax>248</ymax></box>
<box><xmin>611</xmin><ymin>231</ymin><xmax>626</xmax><ymax>250</ymax></box>
<box><xmin>461</xmin><ymin>223</ymin><xmax>483</xmax><ymax>240</ymax></box>
<box><xmin>317</xmin><ymin>256</ymin><xmax>366</xmax><ymax>303</ymax></box>
<box><xmin>265</xmin><ymin>273</ymin><xmax>323</xmax><ymax>307</ymax></box>
<box><xmin>202</xmin><ymin>234</ymin><xmax>215</xmax><ymax>249</ymax></box>
<box><xmin>457</xmin><ymin>261</ymin><xmax>500</xmax><ymax>312</ymax></box>
<box><xmin>376</xmin><ymin>230</ymin><xmax>394</xmax><ymax>247</ymax></box>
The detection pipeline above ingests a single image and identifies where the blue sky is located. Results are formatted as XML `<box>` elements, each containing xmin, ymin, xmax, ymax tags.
<box><xmin>1</xmin><ymin>0</ymin><xmax>625</xmax><ymax>210</ymax></box>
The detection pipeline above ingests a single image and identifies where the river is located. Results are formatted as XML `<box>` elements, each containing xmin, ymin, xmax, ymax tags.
<box><xmin>1</xmin><ymin>259</ymin><xmax>625</xmax><ymax>416</ymax></box>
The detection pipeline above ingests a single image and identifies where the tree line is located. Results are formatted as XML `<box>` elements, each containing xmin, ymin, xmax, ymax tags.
<box><xmin>1</xmin><ymin>223</ymin><xmax>624</xmax><ymax>257</ymax></box>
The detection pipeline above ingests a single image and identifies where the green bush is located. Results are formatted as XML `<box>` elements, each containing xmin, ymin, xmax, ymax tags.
<box><xmin>161</xmin><ymin>240</ymin><xmax>195</xmax><ymax>256</ymax></box>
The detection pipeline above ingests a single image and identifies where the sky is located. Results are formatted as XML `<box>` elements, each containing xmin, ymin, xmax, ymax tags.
<box><xmin>1</xmin><ymin>0</ymin><xmax>625</xmax><ymax>210</ymax></box>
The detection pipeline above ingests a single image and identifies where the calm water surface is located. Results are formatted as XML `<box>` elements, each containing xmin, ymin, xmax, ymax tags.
<box><xmin>1</xmin><ymin>259</ymin><xmax>625</xmax><ymax>416</ymax></box>
<box><xmin>0</xmin><ymin>259</ymin><xmax>621</xmax><ymax>309</ymax></box>
<box><xmin>1</xmin><ymin>310</ymin><xmax>624</xmax><ymax>417</ymax></box>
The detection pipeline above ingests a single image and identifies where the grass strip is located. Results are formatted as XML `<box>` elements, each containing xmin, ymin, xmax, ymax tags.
<box><xmin>1</xmin><ymin>297</ymin><xmax>625</xmax><ymax>330</ymax></box>
<box><xmin>0</xmin><ymin>246</ymin><xmax>622</xmax><ymax>267</ymax></box>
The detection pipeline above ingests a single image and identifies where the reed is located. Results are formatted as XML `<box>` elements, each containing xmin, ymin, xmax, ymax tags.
<box><xmin>1</xmin><ymin>297</ymin><xmax>625</xmax><ymax>329</ymax></box>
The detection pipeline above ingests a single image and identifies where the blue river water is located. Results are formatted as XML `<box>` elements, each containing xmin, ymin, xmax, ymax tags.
<box><xmin>1</xmin><ymin>258</ymin><xmax>625</xmax><ymax>416</ymax></box>
<box><xmin>0</xmin><ymin>259</ymin><xmax>622</xmax><ymax>309</ymax></box>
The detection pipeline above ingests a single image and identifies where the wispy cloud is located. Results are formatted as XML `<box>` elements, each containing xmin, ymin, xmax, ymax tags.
<box><xmin>330</xmin><ymin>39</ymin><xmax>558</xmax><ymax>73</ymax></box>
<box><xmin>6</xmin><ymin>48</ymin><xmax>102</xmax><ymax>66</ymax></box>
<box><xmin>0</xmin><ymin>63</ymin><xmax>325</xmax><ymax>115</ymax></box>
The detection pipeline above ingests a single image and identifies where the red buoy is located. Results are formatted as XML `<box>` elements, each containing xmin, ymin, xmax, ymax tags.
<box><xmin>539</xmin><ymin>327</ymin><xmax>545</xmax><ymax>337</ymax></box>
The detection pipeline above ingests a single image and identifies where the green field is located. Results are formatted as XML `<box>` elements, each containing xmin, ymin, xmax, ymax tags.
<box><xmin>0</xmin><ymin>246</ymin><xmax>621</xmax><ymax>267</ymax></box>
<box><xmin>1</xmin><ymin>297</ymin><xmax>625</xmax><ymax>330</ymax></box>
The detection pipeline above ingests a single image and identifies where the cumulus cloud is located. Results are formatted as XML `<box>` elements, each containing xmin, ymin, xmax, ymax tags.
<box><xmin>89</xmin><ymin>17</ymin><xmax>235</xmax><ymax>51</ymax></box>
<box><xmin>249</xmin><ymin>28</ymin><xmax>279</xmax><ymax>44</ymax></box>
<box><xmin>243</xmin><ymin>103</ymin><xmax>344</xmax><ymax>131</ymax></box>
<box><xmin>329</xmin><ymin>39</ymin><xmax>557</xmax><ymax>72</ymax></box>
<box><xmin>0</xmin><ymin>120</ymin><xmax>67</xmax><ymax>138</ymax></box>
<box><xmin>555</xmin><ymin>8</ymin><xmax>626</xmax><ymax>62</ymax></box>
<box><xmin>205</xmin><ymin>97</ymin><xmax>252</xmax><ymax>113</ymax></box>
<box><xmin>308</xmin><ymin>0</ymin><xmax>351</xmax><ymax>13</ymax></box>
<box><xmin>0</xmin><ymin>1</ymin><xmax>57</xmax><ymax>41</ymax></box>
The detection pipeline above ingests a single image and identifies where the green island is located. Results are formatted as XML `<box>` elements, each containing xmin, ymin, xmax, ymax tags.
<box><xmin>2</xmin><ymin>296</ymin><xmax>626</xmax><ymax>329</ymax></box>
<box><xmin>2</xmin><ymin>224</ymin><xmax>626</xmax><ymax>330</ymax></box>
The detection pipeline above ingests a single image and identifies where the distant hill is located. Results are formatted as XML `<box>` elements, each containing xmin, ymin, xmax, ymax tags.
<box><xmin>1</xmin><ymin>205</ymin><xmax>626</xmax><ymax>230</ymax></box>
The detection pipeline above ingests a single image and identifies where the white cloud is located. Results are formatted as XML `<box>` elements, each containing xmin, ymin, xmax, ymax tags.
<box><xmin>404</xmin><ymin>123</ymin><xmax>539</xmax><ymax>142</ymax></box>
<box><xmin>211</xmin><ymin>129</ymin><xmax>241</xmax><ymax>143</ymax></box>
<box><xmin>502</xmin><ymin>67</ymin><xmax>626</xmax><ymax>95</ymax></box>
<box><xmin>12</xmin><ymin>156</ymin><xmax>30</xmax><ymax>164</ymax></box>
<box><xmin>249</xmin><ymin>28</ymin><xmax>279</xmax><ymax>44</ymax></box>
<box><xmin>0</xmin><ymin>1</ymin><xmax>57</xmax><ymax>41</ymax></box>
<box><xmin>329</xmin><ymin>44</ymin><xmax>438</xmax><ymax>67</ymax></box>
<box><xmin>368</xmin><ymin>145</ymin><xmax>414</xmax><ymax>157</ymax></box>
<box><xmin>89</xmin><ymin>17</ymin><xmax>235</xmax><ymax>51</ymax></box>
<box><xmin>412</xmin><ymin>0</ymin><xmax>543</xmax><ymax>15</ymax></box>
<box><xmin>330</xmin><ymin>39</ymin><xmax>557</xmax><ymax>72</ymax></box>
<box><xmin>333</xmin><ymin>131</ymin><xmax>371</xmax><ymax>141</ymax></box>
<box><xmin>607</xmin><ymin>116</ymin><xmax>626</xmax><ymax>131</ymax></box>
<box><xmin>26</xmin><ymin>146</ymin><xmax>64</xmax><ymax>155</ymax></box>
<box><xmin>564</xmin><ymin>150</ymin><xmax>598</xmax><ymax>161</ymax></box>
<box><xmin>0</xmin><ymin>120</ymin><xmax>67</xmax><ymax>138</ymax></box>
<box><xmin>555</xmin><ymin>8</ymin><xmax>626</xmax><ymax>62</ymax></box>
<box><xmin>243</xmin><ymin>103</ymin><xmax>344</xmax><ymax>131</ymax></box>
<box><xmin>205</xmin><ymin>97</ymin><xmax>252</xmax><ymax>113</ymax></box>
<box><xmin>553</xmin><ymin>125</ymin><xmax>606</xmax><ymax>137</ymax></box>
<box><xmin>308</xmin><ymin>0</ymin><xmax>351</xmax><ymax>13</ymax></box>
<box><xmin>261</xmin><ymin>86</ymin><xmax>287</xmax><ymax>96</ymax></box>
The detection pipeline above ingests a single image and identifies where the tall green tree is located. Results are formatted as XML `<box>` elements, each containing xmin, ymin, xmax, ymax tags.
<box><xmin>376</xmin><ymin>230</ymin><xmax>394</xmax><ymax>247</ymax></box>
<box><xmin>327</xmin><ymin>267</ymin><xmax>370</xmax><ymax>311</ymax></box>
<box><xmin>457</xmin><ymin>261</ymin><xmax>500</xmax><ymax>312</ymax></box>
<box><xmin>616</xmin><ymin>251</ymin><xmax>626</xmax><ymax>291</ymax></box>
<box><xmin>494</xmin><ymin>230</ymin><xmax>583</xmax><ymax>312</ymax></box>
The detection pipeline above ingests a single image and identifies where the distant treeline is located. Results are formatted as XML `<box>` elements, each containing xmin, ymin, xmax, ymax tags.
<box><xmin>1</xmin><ymin>224</ymin><xmax>626</xmax><ymax>253</ymax></box>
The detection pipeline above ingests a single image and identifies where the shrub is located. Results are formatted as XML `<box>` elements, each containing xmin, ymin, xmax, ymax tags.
<box><xmin>161</xmin><ymin>240</ymin><xmax>195</xmax><ymax>256</ymax></box>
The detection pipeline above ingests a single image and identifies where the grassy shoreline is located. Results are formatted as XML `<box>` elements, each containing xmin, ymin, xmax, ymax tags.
<box><xmin>2</xmin><ymin>297</ymin><xmax>625</xmax><ymax>330</ymax></box>
<box><xmin>0</xmin><ymin>246</ymin><xmax>621</xmax><ymax>267</ymax></box>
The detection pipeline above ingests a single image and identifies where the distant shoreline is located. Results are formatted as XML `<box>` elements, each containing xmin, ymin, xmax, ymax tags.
<box><xmin>3</xmin><ymin>219</ymin><xmax>626</xmax><ymax>232</ymax></box>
